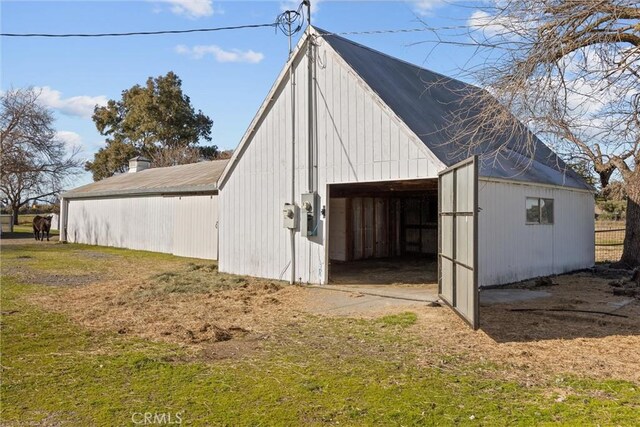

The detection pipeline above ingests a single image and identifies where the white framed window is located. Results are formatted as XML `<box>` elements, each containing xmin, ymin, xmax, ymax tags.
<box><xmin>526</xmin><ymin>197</ymin><xmax>554</xmax><ymax>224</ymax></box>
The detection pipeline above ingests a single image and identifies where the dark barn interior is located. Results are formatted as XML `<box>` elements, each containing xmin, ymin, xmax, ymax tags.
<box><xmin>328</xmin><ymin>179</ymin><xmax>439</xmax><ymax>285</ymax></box>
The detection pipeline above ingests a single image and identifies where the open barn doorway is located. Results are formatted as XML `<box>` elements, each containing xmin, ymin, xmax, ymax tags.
<box><xmin>327</xmin><ymin>179</ymin><xmax>439</xmax><ymax>286</ymax></box>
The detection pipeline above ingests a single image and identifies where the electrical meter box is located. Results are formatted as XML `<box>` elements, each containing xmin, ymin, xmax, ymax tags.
<box><xmin>282</xmin><ymin>203</ymin><xmax>298</xmax><ymax>229</ymax></box>
<box><xmin>300</xmin><ymin>192</ymin><xmax>318</xmax><ymax>237</ymax></box>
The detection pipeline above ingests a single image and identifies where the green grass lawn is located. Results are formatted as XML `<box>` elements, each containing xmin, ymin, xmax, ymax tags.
<box><xmin>11</xmin><ymin>225</ymin><xmax>60</xmax><ymax>239</ymax></box>
<box><xmin>1</xmin><ymin>240</ymin><xmax>639</xmax><ymax>426</ymax></box>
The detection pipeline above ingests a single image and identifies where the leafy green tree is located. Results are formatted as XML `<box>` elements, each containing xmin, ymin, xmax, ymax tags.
<box><xmin>86</xmin><ymin>140</ymin><xmax>137</xmax><ymax>181</ymax></box>
<box><xmin>86</xmin><ymin>72</ymin><xmax>215</xmax><ymax>180</ymax></box>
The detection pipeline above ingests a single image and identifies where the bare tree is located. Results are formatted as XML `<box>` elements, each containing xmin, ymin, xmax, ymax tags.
<box><xmin>1</xmin><ymin>88</ymin><xmax>82</xmax><ymax>224</ymax></box>
<box><xmin>421</xmin><ymin>0</ymin><xmax>639</xmax><ymax>267</ymax></box>
<box><xmin>150</xmin><ymin>146</ymin><xmax>202</xmax><ymax>168</ymax></box>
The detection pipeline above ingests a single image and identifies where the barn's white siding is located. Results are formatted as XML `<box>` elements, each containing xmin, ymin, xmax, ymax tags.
<box><xmin>66</xmin><ymin>194</ymin><xmax>218</xmax><ymax>259</ymax></box>
<box><xmin>219</xmin><ymin>32</ymin><xmax>595</xmax><ymax>287</ymax></box>
<box><xmin>218</xmin><ymin>40</ymin><xmax>443</xmax><ymax>283</ymax></box>
<box><xmin>477</xmin><ymin>179</ymin><xmax>595</xmax><ymax>286</ymax></box>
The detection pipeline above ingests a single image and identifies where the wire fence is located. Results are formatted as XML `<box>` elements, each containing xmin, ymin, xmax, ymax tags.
<box><xmin>595</xmin><ymin>221</ymin><xmax>625</xmax><ymax>263</ymax></box>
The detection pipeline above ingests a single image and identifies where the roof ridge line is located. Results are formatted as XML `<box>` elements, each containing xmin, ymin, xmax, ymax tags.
<box><xmin>313</xmin><ymin>26</ymin><xmax>461</xmax><ymax>85</ymax></box>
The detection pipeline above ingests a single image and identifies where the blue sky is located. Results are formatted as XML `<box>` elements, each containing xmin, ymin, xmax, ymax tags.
<box><xmin>2</xmin><ymin>0</ymin><xmax>484</xmax><ymax>187</ymax></box>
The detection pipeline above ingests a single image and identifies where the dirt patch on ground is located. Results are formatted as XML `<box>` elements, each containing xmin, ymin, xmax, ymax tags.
<box><xmin>29</xmin><ymin>266</ymin><xmax>640</xmax><ymax>381</ymax></box>
<box><xmin>414</xmin><ymin>271</ymin><xmax>640</xmax><ymax>384</ymax></box>
<box><xmin>608</xmin><ymin>268</ymin><xmax>640</xmax><ymax>299</ymax></box>
<box><xmin>76</xmin><ymin>250</ymin><xmax>116</xmax><ymax>260</ymax></box>
<box><xmin>13</xmin><ymin>231</ymin><xmax>638</xmax><ymax>384</ymax></box>
<box><xmin>0</xmin><ymin>232</ymin><xmax>59</xmax><ymax>245</ymax></box>
<box><xmin>4</xmin><ymin>265</ymin><xmax>99</xmax><ymax>287</ymax></box>
<box><xmin>330</xmin><ymin>256</ymin><xmax>437</xmax><ymax>285</ymax></box>
<box><xmin>30</xmin><ymin>263</ymin><xmax>306</xmax><ymax>358</ymax></box>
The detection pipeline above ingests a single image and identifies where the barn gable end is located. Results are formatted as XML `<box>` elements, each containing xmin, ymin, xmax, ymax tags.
<box><xmin>218</xmin><ymin>27</ymin><xmax>594</xmax><ymax>288</ymax></box>
<box><xmin>218</xmin><ymin>28</ymin><xmax>444</xmax><ymax>282</ymax></box>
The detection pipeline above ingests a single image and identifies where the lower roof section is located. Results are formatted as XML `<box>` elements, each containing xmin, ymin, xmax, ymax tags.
<box><xmin>62</xmin><ymin>159</ymin><xmax>228</xmax><ymax>199</ymax></box>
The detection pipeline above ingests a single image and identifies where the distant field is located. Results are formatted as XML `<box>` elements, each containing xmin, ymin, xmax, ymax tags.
<box><xmin>13</xmin><ymin>225</ymin><xmax>59</xmax><ymax>236</ymax></box>
<box><xmin>17</xmin><ymin>214</ymin><xmax>40</xmax><ymax>225</ymax></box>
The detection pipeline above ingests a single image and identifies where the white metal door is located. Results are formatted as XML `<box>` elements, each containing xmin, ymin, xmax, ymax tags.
<box><xmin>438</xmin><ymin>156</ymin><xmax>479</xmax><ymax>329</ymax></box>
<box><xmin>172</xmin><ymin>195</ymin><xmax>218</xmax><ymax>260</ymax></box>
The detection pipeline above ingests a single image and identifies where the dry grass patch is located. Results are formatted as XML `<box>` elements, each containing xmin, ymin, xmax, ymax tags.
<box><xmin>12</xmin><ymin>234</ymin><xmax>640</xmax><ymax>386</ymax></box>
<box><xmin>413</xmin><ymin>272</ymin><xmax>640</xmax><ymax>385</ymax></box>
<box><xmin>31</xmin><ymin>262</ymin><xmax>305</xmax><ymax>357</ymax></box>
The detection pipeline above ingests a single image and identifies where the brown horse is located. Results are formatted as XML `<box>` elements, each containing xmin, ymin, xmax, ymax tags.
<box><xmin>32</xmin><ymin>215</ymin><xmax>52</xmax><ymax>241</ymax></box>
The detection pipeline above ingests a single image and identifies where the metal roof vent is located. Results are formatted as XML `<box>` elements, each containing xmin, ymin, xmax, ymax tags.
<box><xmin>128</xmin><ymin>156</ymin><xmax>151</xmax><ymax>173</ymax></box>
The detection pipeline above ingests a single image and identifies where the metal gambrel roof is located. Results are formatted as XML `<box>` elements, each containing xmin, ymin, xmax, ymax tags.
<box><xmin>62</xmin><ymin>159</ymin><xmax>229</xmax><ymax>199</ymax></box>
<box><xmin>318</xmin><ymin>28</ymin><xmax>591</xmax><ymax>190</ymax></box>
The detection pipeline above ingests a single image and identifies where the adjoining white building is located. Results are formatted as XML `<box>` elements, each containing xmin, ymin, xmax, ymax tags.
<box><xmin>216</xmin><ymin>27</ymin><xmax>594</xmax><ymax>328</ymax></box>
<box><xmin>60</xmin><ymin>157</ymin><xmax>228</xmax><ymax>260</ymax></box>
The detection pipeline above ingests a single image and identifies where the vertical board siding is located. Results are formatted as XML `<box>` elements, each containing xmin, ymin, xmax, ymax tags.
<box><xmin>172</xmin><ymin>195</ymin><xmax>218</xmax><ymax>259</ymax></box>
<box><xmin>477</xmin><ymin>180</ymin><xmax>594</xmax><ymax>286</ymax></box>
<box><xmin>218</xmin><ymin>42</ymin><xmax>443</xmax><ymax>283</ymax></box>
<box><xmin>66</xmin><ymin>195</ymin><xmax>218</xmax><ymax>259</ymax></box>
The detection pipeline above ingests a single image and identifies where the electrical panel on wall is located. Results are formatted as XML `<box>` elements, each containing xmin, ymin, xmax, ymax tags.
<box><xmin>282</xmin><ymin>203</ymin><xmax>298</xmax><ymax>229</ymax></box>
<box><xmin>301</xmin><ymin>192</ymin><xmax>318</xmax><ymax>237</ymax></box>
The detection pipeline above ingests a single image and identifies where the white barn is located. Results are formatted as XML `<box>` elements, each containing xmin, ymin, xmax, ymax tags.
<box><xmin>60</xmin><ymin>157</ymin><xmax>227</xmax><ymax>260</ymax></box>
<box><xmin>216</xmin><ymin>27</ymin><xmax>594</xmax><ymax>327</ymax></box>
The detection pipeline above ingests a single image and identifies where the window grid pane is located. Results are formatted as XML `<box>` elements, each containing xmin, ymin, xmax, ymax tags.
<box><xmin>526</xmin><ymin>198</ymin><xmax>540</xmax><ymax>223</ymax></box>
<box><xmin>540</xmin><ymin>198</ymin><xmax>554</xmax><ymax>224</ymax></box>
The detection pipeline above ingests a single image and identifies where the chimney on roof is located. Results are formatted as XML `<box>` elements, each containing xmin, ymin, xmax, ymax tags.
<box><xmin>128</xmin><ymin>156</ymin><xmax>151</xmax><ymax>173</ymax></box>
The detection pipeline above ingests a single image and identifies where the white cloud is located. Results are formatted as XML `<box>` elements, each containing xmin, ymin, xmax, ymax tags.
<box><xmin>155</xmin><ymin>0</ymin><xmax>213</xmax><ymax>19</ymax></box>
<box><xmin>468</xmin><ymin>10</ymin><xmax>503</xmax><ymax>35</ymax></box>
<box><xmin>36</xmin><ymin>87</ymin><xmax>108</xmax><ymax>119</ymax></box>
<box><xmin>56</xmin><ymin>131</ymin><xmax>83</xmax><ymax>151</ymax></box>
<box><xmin>413</xmin><ymin>0</ymin><xmax>447</xmax><ymax>16</ymax></box>
<box><xmin>467</xmin><ymin>8</ymin><xmax>533</xmax><ymax>39</ymax></box>
<box><xmin>175</xmin><ymin>44</ymin><xmax>264</xmax><ymax>64</ymax></box>
<box><xmin>56</xmin><ymin>130</ymin><xmax>86</xmax><ymax>153</ymax></box>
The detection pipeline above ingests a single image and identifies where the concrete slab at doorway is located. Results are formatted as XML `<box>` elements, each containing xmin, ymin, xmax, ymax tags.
<box><xmin>303</xmin><ymin>283</ymin><xmax>439</xmax><ymax>317</ymax></box>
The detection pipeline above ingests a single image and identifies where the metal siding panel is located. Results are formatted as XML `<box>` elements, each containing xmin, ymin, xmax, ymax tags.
<box><xmin>478</xmin><ymin>180</ymin><xmax>595</xmax><ymax>287</ymax></box>
<box><xmin>339</xmin><ymin>62</ymin><xmax>348</xmax><ymax>182</ymax></box>
<box><xmin>381</xmin><ymin>114</ymin><xmax>390</xmax><ymax>165</ymax></box>
<box><xmin>363</xmin><ymin>94</ymin><xmax>373</xmax><ymax>179</ymax></box>
<box><xmin>438</xmin><ymin>157</ymin><xmax>478</xmax><ymax>329</ymax></box>
<box><xmin>455</xmin><ymin>265</ymin><xmax>474</xmax><ymax>323</ymax></box>
<box><xmin>441</xmin><ymin>215</ymin><xmax>453</xmax><ymax>257</ymax></box>
<box><xmin>67</xmin><ymin>196</ymin><xmax>196</xmax><ymax>257</ymax></box>
<box><xmin>455</xmin><ymin>216</ymin><xmax>471</xmax><ymax>267</ymax></box>
<box><xmin>441</xmin><ymin>172</ymin><xmax>454</xmax><ymax>212</ymax></box>
<box><xmin>330</xmin><ymin>59</ymin><xmax>339</xmax><ymax>182</ymax></box>
<box><xmin>372</xmin><ymin>102</ymin><xmax>382</xmax><ymax>164</ymax></box>
<box><xmin>456</xmin><ymin>164</ymin><xmax>471</xmax><ymax>213</ymax></box>
<box><xmin>356</xmin><ymin>82</ymin><xmax>365</xmax><ymax>179</ymax></box>
<box><xmin>171</xmin><ymin>196</ymin><xmax>218</xmax><ymax>260</ymax></box>
<box><xmin>440</xmin><ymin>258</ymin><xmax>453</xmax><ymax>304</ymax></box>
<box><xmin>348</xmin><ymin>70</ymin><xmax>357</xmax><ymax>181</ymax></box>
